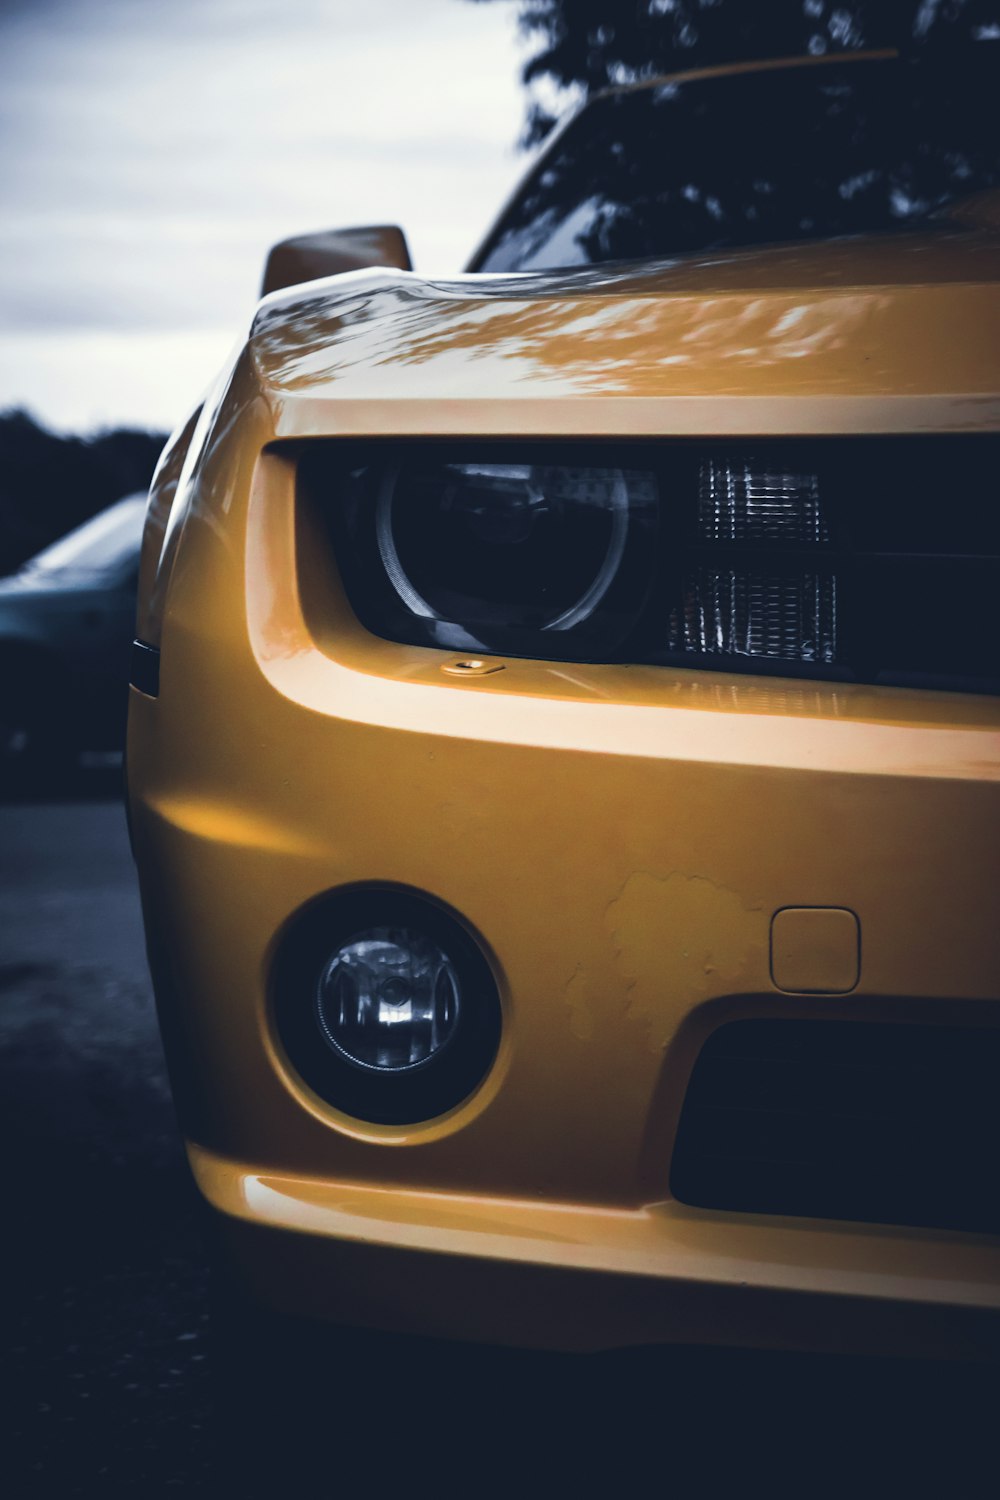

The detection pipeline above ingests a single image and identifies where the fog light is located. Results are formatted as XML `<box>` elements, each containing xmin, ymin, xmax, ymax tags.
<box><xmin>273</xmin><ymin>888</ymin><xmax>502</xmax><ymax>1125</ymax></box>
<box><xmin>316</xmin><ymin>929</ymin><xmax>461</xmax><ymax>1071</ymax></box>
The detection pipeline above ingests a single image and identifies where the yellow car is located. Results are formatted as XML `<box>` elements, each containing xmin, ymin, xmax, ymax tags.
<box><xmin>128</xmin><ymin>49</ymin><xmax>1000</xmax><ymax>1363</ymax></box>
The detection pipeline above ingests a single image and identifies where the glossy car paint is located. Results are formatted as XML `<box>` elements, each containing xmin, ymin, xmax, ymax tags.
<box><xmin>129</xmin><ymin>65</ymin><xmax>1000</xmax><ymax>1359</ymax></box>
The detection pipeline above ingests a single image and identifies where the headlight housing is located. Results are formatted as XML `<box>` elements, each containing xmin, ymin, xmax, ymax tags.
<box><xmin>298</xmin><ymin>437</ymin><xmax>1000</xmax><ymax>693</ymax></box>
<box><xmin>321</xmin><ymin>451</ymin><xmax>660</xmax><ymax>660</ymax></box>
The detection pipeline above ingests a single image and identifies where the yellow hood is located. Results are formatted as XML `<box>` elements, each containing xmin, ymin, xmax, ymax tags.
<box><xmin>248</xmin><ymin>220</ymin><xmax>1000</xmax><ymax>438</ymax></box>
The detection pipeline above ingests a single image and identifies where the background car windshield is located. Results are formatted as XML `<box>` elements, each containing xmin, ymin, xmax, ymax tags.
<box><xmin>25</xmin><ymin>495</ymin><xmax>146</xmax><ymax>576</ymax></box>
<box><xmin>475</xmin><ymin>56</ymin><xmax>1000</xmax><ymax>273</ymax></box>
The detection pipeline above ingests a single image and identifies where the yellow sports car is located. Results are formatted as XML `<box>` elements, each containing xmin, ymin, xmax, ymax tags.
<box><xmin>128</xmin><ymin>49</ymin><xmax>1000</xmax><ymax>1362</ymax></box>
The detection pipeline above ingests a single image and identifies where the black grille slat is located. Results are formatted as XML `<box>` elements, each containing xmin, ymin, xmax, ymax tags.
<box><xmin>671</xmin><ymin>1020</ymin><xmax>1000</xmax><ymax>1234</ymax></box>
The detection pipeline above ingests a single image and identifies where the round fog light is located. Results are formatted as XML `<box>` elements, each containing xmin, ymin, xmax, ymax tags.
<box><xmin>317</xmin><ymin>929</ymin><xmax>461</xmax><ymax>1071</ymax></box>
<box><xmin>273</xmin><ymin>888</ymin><xmax>502</xmax><ymax>1125</ymax></box>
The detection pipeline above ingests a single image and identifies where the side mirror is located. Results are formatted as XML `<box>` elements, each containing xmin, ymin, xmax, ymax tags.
<box><xmin>260</xmin><ymin>224</ymin><xmax>412</xmax><ymax>296</ymax></box>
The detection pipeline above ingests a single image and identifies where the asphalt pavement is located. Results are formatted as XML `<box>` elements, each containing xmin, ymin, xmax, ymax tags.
<box><xmin>2</xmin><ymin>776</ymin><xmax>997</xmax><ymax>1495</ymax></box>
<box><xmin>1</xmin><ymin>782</ymin><xmax>211</xmax><ymax>1494</ymax></box>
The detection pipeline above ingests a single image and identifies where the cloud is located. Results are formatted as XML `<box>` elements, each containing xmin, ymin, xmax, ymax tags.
<box><xmin>0</xmin><ymin>0</ymin><xmax>527</xmax><ymax>426</ymax></box>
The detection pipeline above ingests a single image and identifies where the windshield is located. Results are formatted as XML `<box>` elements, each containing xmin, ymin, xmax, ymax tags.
<box><xmin>474</xmin><ymin>54</ymin><xmax>1000</xmax><ymax>273</ymax></box>
<box><xmin>25</xmin><ymin>495</ymin><xmax>146</xmax><ymax>577</ymax></box>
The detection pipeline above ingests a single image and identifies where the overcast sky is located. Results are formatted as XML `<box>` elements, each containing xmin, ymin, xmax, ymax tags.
<box><xmin>0</xmin><ymin>0</ymin><xmax>527</xmax><ymax>432</ymax></box>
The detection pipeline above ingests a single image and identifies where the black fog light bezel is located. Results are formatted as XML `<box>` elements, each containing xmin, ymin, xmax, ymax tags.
<box><xmin>272</xmin><ymin>887</ymin><xmax>503</xmax><ymax>1125</ymax></box>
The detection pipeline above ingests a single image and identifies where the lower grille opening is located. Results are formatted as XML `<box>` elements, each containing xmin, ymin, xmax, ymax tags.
<box><xmin>670</xmin><ymin>1019</ymin><xmax>1000</xmax><ymax>1235</ymax></box>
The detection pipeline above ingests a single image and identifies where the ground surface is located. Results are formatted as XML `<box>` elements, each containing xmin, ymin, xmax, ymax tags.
<box><xmin>1</xmin><ymin>774</ymin><xmax>997</xmax><ymax>1495</ymax></box>
<box><xmin>1</xmin><ymin>779</ymin><xmax>211</xmax><ymax>1494</ymax></box>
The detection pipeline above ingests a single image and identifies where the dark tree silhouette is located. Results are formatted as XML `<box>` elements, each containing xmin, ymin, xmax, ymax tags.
<box><xmin>471</xmin><ymin>0</ymin><xmax>999</xmax><ymax>144</ymax></box>
<box><xmin>0</xmin><ymin>410</ymin><xmax>165</xmax><ymax>576</ymax></box>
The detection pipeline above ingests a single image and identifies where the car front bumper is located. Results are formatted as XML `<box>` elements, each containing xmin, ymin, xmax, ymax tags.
<box><xmin>190</xmin><ymin>1146</ymin><xmax>1000</xmax><ymax>1359</ymax></box>
<box><xmin>128</xmin><ymin>447</ymin><xmax>1000</xmax><ymax>1359</ymax></box>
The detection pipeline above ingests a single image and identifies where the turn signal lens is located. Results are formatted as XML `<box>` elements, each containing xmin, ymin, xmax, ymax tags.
<box><xmin>671</xmin><ymin>457</ymin><xmax>837</xmax><ymax>664</ymax></box>
<box><xmin>678</xmin><ymin>568</ymin><xmax>837</xmax><ymax>662</ymax></box>
<box><xmin>698</xmin><ymin>459</ymin><xmax>828</xmax><ymax>544</ymax></box>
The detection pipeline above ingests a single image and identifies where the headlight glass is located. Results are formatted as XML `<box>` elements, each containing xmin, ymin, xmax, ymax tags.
<box><xmin>299</xmin><ymin>438</ymin><xmax>1000</xmax><ymax>694</ymax></box>
<box><xmin>329</xmin><ymin>455</ymin><xmax>659</xmax><ymax>660</ymax></box>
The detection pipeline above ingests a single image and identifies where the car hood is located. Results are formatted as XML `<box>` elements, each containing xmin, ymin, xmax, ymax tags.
<box><xmin>247</xmin><ymin>216</ymin><xmax>1000</xmax><ymax>438</ymax></box>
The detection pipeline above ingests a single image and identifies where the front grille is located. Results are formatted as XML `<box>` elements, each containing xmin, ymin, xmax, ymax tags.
<box><xmin>670</xmin><ymin>1019</ymin><xmax>1000</xmax><ymax>1234</ymax></box>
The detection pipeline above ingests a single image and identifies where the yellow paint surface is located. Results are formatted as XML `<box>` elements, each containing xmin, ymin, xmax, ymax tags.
<box><xmin>128</xmin><ymin>68</ymin><xmax>1000</xmax><ymax>1354</ymax></box>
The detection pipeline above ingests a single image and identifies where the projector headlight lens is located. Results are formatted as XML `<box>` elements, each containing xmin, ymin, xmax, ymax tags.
<box><xmin>316</xmin><ymin>929</ymin><xmax>461</xmax><ymax>1072</ymax></box>
<box><xmin>376</xmin><ymin>462</ymin><xmax>649</xmax><ymax>635</ymax></box>
<box><xmin>323</xmin><ymin>453</ymin><xmax>660</xmax><ymax>661</ymax></box>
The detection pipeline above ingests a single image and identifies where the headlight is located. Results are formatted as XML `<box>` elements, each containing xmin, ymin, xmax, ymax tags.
<box><xmin>323</xmin><ymin>453</ymin><xmax>660</xmax><ymax>660</ymax></box>
<box><xmin>273</xmin><ymin>888</ymin><xmax>502</xmax><ymax>1125</ymax></box>
<box><xmin>298</xmin><ymin>439</ymin><xmax>1000</xmax><ymax>694</ymax></box>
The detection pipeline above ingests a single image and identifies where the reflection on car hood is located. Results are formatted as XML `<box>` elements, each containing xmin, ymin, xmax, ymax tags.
<box><xmin>247</xmin><ymin>219</ymin><xmax>1000</xmax><ymax>428</ymax></box>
